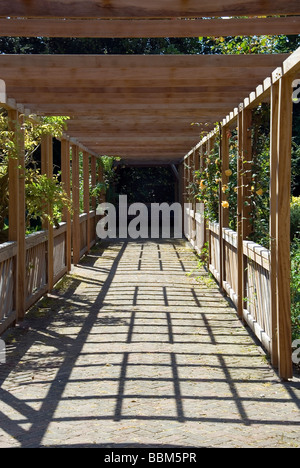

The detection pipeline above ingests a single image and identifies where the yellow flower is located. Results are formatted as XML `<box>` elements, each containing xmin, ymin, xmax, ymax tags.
<box><xmin>256</xmin><ymin>188</ymin><xmax>263</xmax><ymax>196</ymax></box>
<box><xmin>251</xmin><ymin>185</ymin><xmax>255</xmax><ymax>191</ymax></box>
<box><xmin>225</xmin><ymin>169</ymin><xmax>232</xmax><ymax>177</ymax></box>
<box><xmin>222</xmin><ymin>184</ymin><xmax>228</xmax><ymax>193</ymax></box>
<box><xmin>200</xmin><ymin>180</ymin><xmax>206</xmax><ymax>190</ymax></box>
<box><xmin>222</xmin><ymin>201</ymin><xmax>229</xmax><ymax>209</ymax></box>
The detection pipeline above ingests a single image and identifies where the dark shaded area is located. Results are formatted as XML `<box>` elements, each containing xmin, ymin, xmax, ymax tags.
<box><xmin>115</xmin><ymin>166</ymin><xmax>176</xmax><ymax>205</ymax></box>
<box><xmin>0</xmin><ymin>37</ymin><xmax>209</xmax><ymax>55</ymax></box>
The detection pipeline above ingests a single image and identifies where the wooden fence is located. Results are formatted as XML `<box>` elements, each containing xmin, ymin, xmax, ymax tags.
<box><xmin>0</xmin><ymin>213</ymin><xmax>97</xmax><ymax>335</ymax></box>
<box><xmin>180</xmin><ymin>52</ymin><xmax>300</xmax><ymax>381</ymax></box>
<box><xmin>0</xmin><ymin>242</ymin><xmax>17</xmax><ymax>334</ymax></box>
<box><xmin>185</xmin><ymin>207</ymin><xmax>273</xmax><ymax>359</ymax></box>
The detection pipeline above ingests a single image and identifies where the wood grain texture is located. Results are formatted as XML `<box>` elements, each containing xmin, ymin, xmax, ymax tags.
<box><xmin>0</xmin><ymin>17</ymin><xmax>299</xmax><ymax>38</ymax></box>
<box><xmin>1</xmin><ymin>0</ymin><xmax>299</xmax><ymax>18</ymax></box>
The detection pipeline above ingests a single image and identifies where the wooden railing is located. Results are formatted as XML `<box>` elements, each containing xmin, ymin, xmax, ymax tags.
<box><xmin>25</xmin><ymin>231</ymin><xmax>48</xmax><ymax>310</ymax></box>
<box><xmin>222</xmin><ymin>227</ymin><xmax>238</xmax><ymax>307</ymax></box>
<box><xmin>185</xmin><ymin>209</ymin><xmax>273</xmax><ymax>355</ymax></box>
<box><xmin>243</xmin><ymin>240</ymin><xmax>271</xmax><ymax>352</ymax></box>
<box><xmin>79</xmin><ymin>210</ymin><xmax>97</xmax><ymax>259</ymax></box>
<box><xmin>0</xmin><ymin>209</ymin><xmax>98</xmax><ymax>335</ymax></box>
<box><xmin>53</xmin><ymin>222</ymin><xmax>68</xmax><ymax>285</ymax></box>
<box><xmin>0</xmin><ymin>242</ymin><xmax>17</xmax><ymax>334</ymax></box>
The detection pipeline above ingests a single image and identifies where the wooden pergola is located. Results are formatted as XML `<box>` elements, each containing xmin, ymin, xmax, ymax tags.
<box><xmin>0</xmin><ymin>1</ymin><xmax>300</xmax><ymax>381</ymax></box>
<box><xmin>0</xmin><ymin>53</ymin><xmax>291</xmax><ymax>163</ymax></box>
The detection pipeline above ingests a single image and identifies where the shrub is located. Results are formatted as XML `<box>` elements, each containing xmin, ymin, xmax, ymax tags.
<box><xmin>291</xmin><ymin>196</ymin><xmax>300</xmax><ymax>240</ymax></box>
<box><xmin>291</xmin><ymin>237</ymin><xmax>300</xmax><ymax>341</ymax></box>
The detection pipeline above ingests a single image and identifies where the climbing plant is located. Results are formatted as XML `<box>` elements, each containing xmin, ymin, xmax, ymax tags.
<box><xmin>0</xmin><ymin>110</ymin><xmax>71</xmax><ymax>238</ymax></box>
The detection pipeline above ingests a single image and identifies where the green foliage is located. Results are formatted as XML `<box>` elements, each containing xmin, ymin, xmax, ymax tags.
<box><xmin>192</xmin><ymin>135</ymin><xmax>221</xmax><ymax>223</ymax></box>
<box><xmin>0</xmin><ymin>111</ymin><xmax>71</xmax><ymax>236</ymax></box>
<box><xmin>25</xmin><ymin>169</ymin><xmax>72</xmax><ymax>228</ymax></box>
<box><xmin>205</xmin><ymin>33</ymin><xmax>299</xmax><ymax>55</ymax></box>
<box><xmin>90</xmin><ymin>182</ymin><xmax>106</xmax><ymax>199</ymax></box>
<box><xmin>291</xmin><ymin>238</ymin><xmax>300</xmax><ymax>341</ymax></box>
<box><xmin>98</xmin><ymin>156</ymin><xmax>121</xmax><ymax>204</ymax></box>
<box><xmin>100</xmin><ymin>155</ymin><xmax>120</xmax><ymax>186</ymax></box>
<box><xmin>0</xmin><ymin>110</ymin><xmax>69</xmax><ymax>164</ymax></box>
<box><xmin>291</xmin><ymin>197</ymin><xmax>300</xmax><ymax>241</ymax></box>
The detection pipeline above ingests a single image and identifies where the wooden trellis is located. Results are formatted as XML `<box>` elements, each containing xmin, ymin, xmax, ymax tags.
<box><xmin>0</xmin><ymin>2</ymin><xmax>299</xmax><ymax>380</ymax></box>
<box><xmin>183</xmin><ymin>48</ymin><xmax>300</xmax><ymax>380</ymax></box>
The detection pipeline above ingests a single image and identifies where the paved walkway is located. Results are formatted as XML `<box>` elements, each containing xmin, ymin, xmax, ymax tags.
<box><xmin>0</xmin><ymin>239</ymin><xmax>299</xmax><ymax>448</ymax></box>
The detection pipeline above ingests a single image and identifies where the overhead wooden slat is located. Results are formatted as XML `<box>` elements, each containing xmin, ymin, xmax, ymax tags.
<box><xmin>12</xmin><ymin>94</ymin><xmax>246</xmax><ymax>105</ymax></box>
<box><xmin>1</xmin><ymin>0</ymin><xmax>299</xmax><ymax>18</ymax></box>
<box><xmin>0</xmin><ymin>17</ymin><xmax>299</xmax><ymax>38</ymax></box>
<box><xmin>4</xmin><ymin>78</ymin><xmax>266</xmax><ymax>90</ymax></box>
<box><xmin>6</xmin><ymin>86</ymin><xmax>265</xmax><ymax>95</ymax></box>
<box><xmin>0</xmin><ymin>53</ymin><xmax>288</xmax><ymax>68</ymax></box>
<box><xmin>0</xmin><ymin>51</ymin><xmax>293</xmax><ymax>163</ymax></box>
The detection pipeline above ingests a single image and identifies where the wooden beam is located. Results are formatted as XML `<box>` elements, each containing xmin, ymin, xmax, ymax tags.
<box><xmin>71</xmin><ymin>144</ymin><xmax>80</xmax><ymax>265</ymax></box>
<box><xmin>242</xmin><ymin>108</ymin><xmax>253</xmax><ymax>240</ymax></box>
<box><xmin>41</xmin><ymin>134</ymin><xmax>54</xmax><ymax>290</ymax></box>
<box><xmin>12</xmin><ymin>93</ymin><xmax>250</xmax><ymax>105</ymax></box>
<box><xmin>0</xmin><ymin>79</ymin><xmax>6</xmax><ymax>104</ymax></box>
<box><xmin>237</xmin><ymin>108</ymin><xmax>244</xmax><ymax>319</ymax></box>
<box><xmin>7</xmin><ymin>85</ymin><xmax>265</xmax><ymax>96</ymax></box>
<box><xmin>83</xmin><ymin>151</ymin><xmax>91</xmax><ymax>253</ymax></box>
<box><xmin>0</xmin><ymin>17</ymin><xmax>299</xmax><ymax>38</ymax></box>
<box><xmin>17</xmin><ymin>113</ymin><xmax>26</xmax><ymax>321</ymax></box>
<box><xmin>220</xmin><ymin>125</ymin><xmax>230</xmax><ymax>293</ymax></box>
<box><xmin>270</xmin><ymin>81</ymin><xmax>279</xmax><ymax>370</ymax></box>
<box><xmin>0</xmin><ymin>53</ymin><xmax>289</xmax><ymax>68</ymax></box>
<box><xmin>276</xmin><ymin>74</ymin><xmax>293</xmax><ymax>380</ymax></box>
<box><xmin>14</xmin><ymin>91</ymin><xmax>252</xmax><ymax>102</ymax></box>
<box><xmin>3</xmin><ymin>78</ymin><xmax>269</xmax><ymax>93</ymax></box>
<box><xmin>8</xmin><ymin>109</ymin><xmax>26</xmax><ymax>321</ymax></box>
<box><xmin>0</xmin><ymin>68</ymin><xmax>285</xmax><ymax>85</ymax></box>
<box><xmin>91</xmin><ymin>155</ymin><xmax>97</xmax><ymax>211</ymax></box>
<box><xmin>97</xmin><ymin>159</ymin><xmax>105</xmax><ymax>205</ymax></box>
<box><xmin>2</xmin><ymin>1</ymin><xmax>299</xmax><ymax>18</ymax></box>
<box><xmin>71</xmin><ymin>136</ymin><xmax>203</xmax><ymax>143</ymax></box>
<box><xmin>8</xmin><ymin>109</ymin><xmax>19</xmax><ymax>244</ymax></box>
<box><xmin>61</xmin><ymin>138</ymin><xmax>72</xmax><ymax>272</ymax></box>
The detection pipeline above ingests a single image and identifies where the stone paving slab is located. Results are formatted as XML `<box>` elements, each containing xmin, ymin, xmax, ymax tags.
<box><xmin>0</xmin><ymin>239</ymin><xmax>299</xmax><ymax>448</ymax></box>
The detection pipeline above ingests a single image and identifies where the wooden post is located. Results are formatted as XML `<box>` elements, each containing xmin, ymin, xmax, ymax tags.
<box><xmin>61</xmin><ymin>138</ymin><xmax>72</xmax><ymax>272</ymax></box>
<box><xmin>97</xmin><ymin>158</ymin><xmax>106</xmax><ymax>206</ymax></box>
<box><xmin>207</xmin><ymin>137</ymin><xmax>215</xmax><ymax>269</ymax></box>
<box><xmin>276</xmin><ymin>74</ymin><xmax>293</xmax><ymax>380</ymax></box>
<box><xmin>200</xmin><ymin>143</ymin><xmax>207</xmax><ymax>254</ymax></box>
<box><xmin>194</xmin><ymin>148</ymin><xmax>200</xmax><ymax>174</ymax></box>
<box><xmin>270</xmin><ymin>81</ymin><xmax>280</xmax><ymax>369</ymax></box>
<box><xmin>8</xmin><ymin>109</ymin><xmax>26</xmax><ymax>321</ymax></box>
<box><xmin>191</xmin><ymin>149</ymin><xmax>197</xmax><ymax>240</ymax></box>
<box><xmin>72</xmin><ymin>144</ymin><xmax>80</xmax><ymax>265</ymax></box>
<box><xmin>220</xmin><ymin>124</ymin><xmax>230</xmax><ymax>292</ymax></box>
<box><xmin>177</xmin><ymin>162</ymin><xmax>184</xmax><ymax>236</ymax></box>
<box><xmin>187</xmin><ymin>154</ymin><xmax>191</xmax><ymax>203</ymax></box>
<box><xmin>91</xmin><ymin>155</ymin><xmax>97</xmax><ymax>210</ymax></box>
<box><xmin>41</xmin><ymin>134</ymin><xmax>54</xmax><ymax>290</ymax></box>
<box><xmin>242</xmin><ymin>108</ymin><xmax>253</xmax><ymax>240</ymax></box>
<box><xmin>183</xmin><ymin>158</ymin><xmax>187</xmax><ymax>204</ymax></box>
<box><xmin>237</xmin><ymin>109</ymin><xmax>244</xmax><ymax>319</ymax></box>
<box><xmin>221</xmin><ymin>126</ymin><xmax>230</xmax><ymax>229</ymax></box>
<box><xmin>83</xmin><ymin>151</ymin><xmax>91</xmax><ymax>253</ymax></box>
